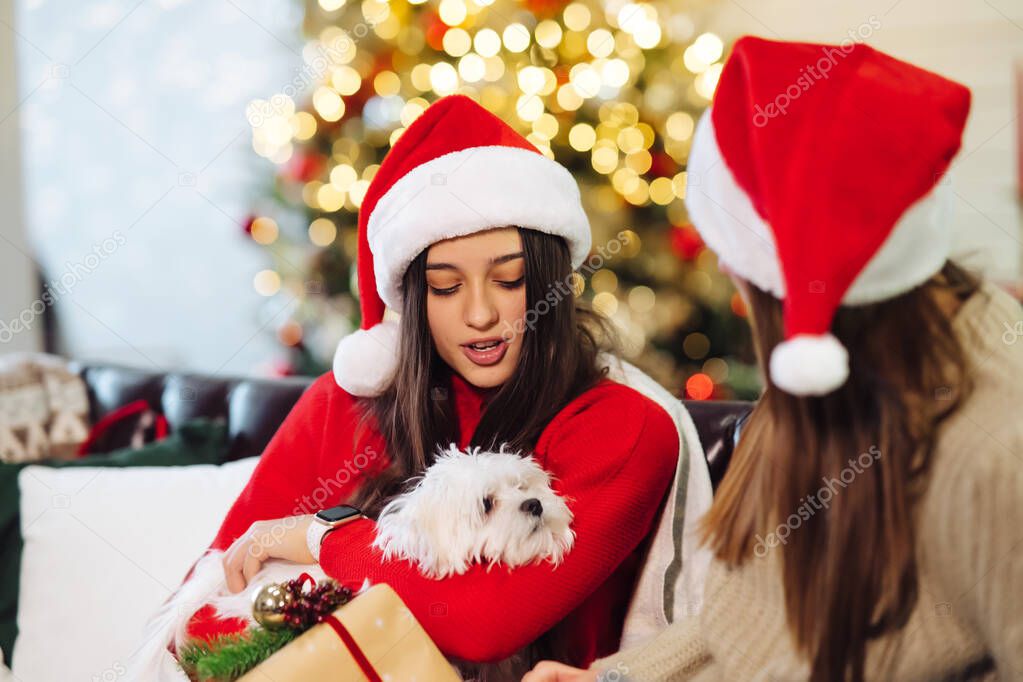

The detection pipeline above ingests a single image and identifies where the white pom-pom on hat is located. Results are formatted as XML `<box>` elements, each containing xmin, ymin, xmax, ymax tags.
<box><xmin>768</xmin><ymin>333</ymin><xmax>849</xmax><ymax>397</ymax></box>
<box><xmin>333</xmin><ymin>320</ymin><xmax>400</xmax><ymax>397</ymax></box>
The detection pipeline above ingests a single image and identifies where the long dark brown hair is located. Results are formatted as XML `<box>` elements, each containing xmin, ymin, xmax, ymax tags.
<box><xmin>348</xmin><ymin>227</ymin><xmax>613</xmax><ymax>518</ymax></box>
<box><xmin>702</xmin><ymin>261</ymin><xmax>981</xmax><ymax>681</ymax></box>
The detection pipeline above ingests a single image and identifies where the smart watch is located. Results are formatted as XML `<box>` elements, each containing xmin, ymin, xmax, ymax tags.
<box><xmin>306</xmin><ymin>504</ymin><xmax>365</xmax><ymax>562</ymax></box>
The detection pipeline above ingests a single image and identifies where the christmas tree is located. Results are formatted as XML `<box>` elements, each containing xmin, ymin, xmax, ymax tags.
<box><xmin>242</xmin><ymin>0</ymin><xmax>759</xmax><ymax>399</ymax></box>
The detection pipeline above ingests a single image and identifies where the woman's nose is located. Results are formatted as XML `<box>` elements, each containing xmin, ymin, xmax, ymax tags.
<box><xmin>464</xmin><ymin>285</ymin><xmax>499</xmax><ymax>329</ymax></box>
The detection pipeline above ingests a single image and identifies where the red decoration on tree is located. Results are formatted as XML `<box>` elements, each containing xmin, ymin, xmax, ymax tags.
<box><xmin>685</xmin><ymin>372</ymin><xmax>715</xmax><ymax>400</ymax></box>
<box><xmin>670</xmin><ymin>224</ymin><xmax>704</xmax><ymax>261</ymax></box>
<box><xmin>649</xmin><ymin>151</ymin><xmax>676</xmax><ymax>178</ymax></box>
<box><xmin>730</xmin><ymin>291</ymin><xmax>748</xmax><ymax>318</ymax></box>
<box><xmin>242</xmin><ymin>214</ymin><xmax>257</xmax><ymax>237</ymax></box>
<box><xmin>424</xmin><ymin>11</ymin><xmax>447</xmax><ymax>52</ymax></box>
<box><xmin>285</xmin><ymin>151</ymin><xmax>326</xmax><ymax>183</ymax></box>
<box><xmin>523</xmin><ymin>0</ymin><xmax>570</xmax><ymax>18</ymax></box>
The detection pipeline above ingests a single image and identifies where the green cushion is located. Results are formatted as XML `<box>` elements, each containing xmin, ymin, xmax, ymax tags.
<box><xmin>0</xmin><ymin>418</ymin><xmax>229</xmax><ymax>665</ymax></box>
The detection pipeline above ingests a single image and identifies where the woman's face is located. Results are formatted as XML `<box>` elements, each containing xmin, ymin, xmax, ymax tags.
<box><xmin>425</xmin><ymin>227</ymin><xmax>527</xmax><ymax>390</ymax></box>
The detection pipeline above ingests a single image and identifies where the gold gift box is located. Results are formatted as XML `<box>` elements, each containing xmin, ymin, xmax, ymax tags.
<box><xmin>238</xmin><ymin>583</ymin><xmax>463</xmax><ymax>682</ymax></box>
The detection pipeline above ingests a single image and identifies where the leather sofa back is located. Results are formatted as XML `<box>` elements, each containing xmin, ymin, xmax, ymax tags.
<box><xmin>75</xmin><ymin>363</ymin><xmax>752</xmax><ymax>487</ymax></box>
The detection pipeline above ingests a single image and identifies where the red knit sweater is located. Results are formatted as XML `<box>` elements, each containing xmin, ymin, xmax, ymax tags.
<box><xmin>203</xmin><ymin>370</ymin><xmax>679</xmax><ymax>666</ymax></box>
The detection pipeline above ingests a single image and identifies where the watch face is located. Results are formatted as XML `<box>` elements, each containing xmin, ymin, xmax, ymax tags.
<box><xmin>317</xmin><ymin>504</ymin><xmax>361</xmax><ymax>523</ymax></box>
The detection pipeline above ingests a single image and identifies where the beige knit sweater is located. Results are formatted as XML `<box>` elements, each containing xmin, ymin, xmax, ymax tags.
<box><xmin>593</xmin><ymin>281</ymin><xmax>1023</xmax><ymax>681</ymax></box>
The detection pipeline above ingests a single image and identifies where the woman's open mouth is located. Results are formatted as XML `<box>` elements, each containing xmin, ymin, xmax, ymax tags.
<box><xmin>461</xmin><ymin>338</ymin><xmax>508</xmax><ymax>367</ymax></box>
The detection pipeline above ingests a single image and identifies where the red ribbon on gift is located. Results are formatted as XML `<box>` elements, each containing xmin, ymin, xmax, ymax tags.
<box><xmin>322</xmin><ymin>613</ymin><xmax>384</xmax><ymax>682</ymax></box>
<box><xmin>297</xmin><ymin>573</ymin><xmax>383</xmax><ymax>682</ymax></box>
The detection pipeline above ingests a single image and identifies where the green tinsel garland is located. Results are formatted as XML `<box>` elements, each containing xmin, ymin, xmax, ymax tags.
<box><xmin>176</xmin><ymin>627</ymin><xmax>296</xmax><ymax>682</ymax></box>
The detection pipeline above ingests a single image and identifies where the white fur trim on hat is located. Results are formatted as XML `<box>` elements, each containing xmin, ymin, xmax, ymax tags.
<box><xmin>685</xmin><ymin>110</ymin><xmax>953</xmax><ymax>307</ymax></box>
<box><xmin>368</xmin><ymin>146</ymin><xmax>592</xmax><ymax>311</ymax></box>
<box><xmin>769</xmin><ymin>333</ymin><xmax>850</xmax><ymax>396</ymax></box>
<box><xmin>332</xmin><ymin>319</ymin><xmax>400</xmax><ymax>396</ymax></box>
<box><xmin>685</xmin><ymin>111</ymin><xmax>785</xmax><ymax>299</ymax></box>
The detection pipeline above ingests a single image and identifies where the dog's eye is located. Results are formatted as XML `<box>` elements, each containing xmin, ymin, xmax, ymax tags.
<box><xmin>483</xmin><ymin>496</ymin><xmax>494</xmax><ymax>514</ymax></box>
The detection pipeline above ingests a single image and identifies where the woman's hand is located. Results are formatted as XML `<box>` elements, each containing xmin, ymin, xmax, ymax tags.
<box><xmin>222</xmin><ymin>514</ymin><xmax>316</xmax><ymax>593</ymax></box>
<box><xmin>522</xmin><ymin>661</ymin><xmax>598</xmax><ymax>682</ymax></box>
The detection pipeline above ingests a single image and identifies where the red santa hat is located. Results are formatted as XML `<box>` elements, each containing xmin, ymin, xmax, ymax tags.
<box><xmin>333</xmin><ymin>95</ymin><xmax>592</xmax><ymax>396</ymax></box>
<box><xmin>686</xmin><ymin>36</ymin><xmax>971</xmax><ymax>396</ymax></box>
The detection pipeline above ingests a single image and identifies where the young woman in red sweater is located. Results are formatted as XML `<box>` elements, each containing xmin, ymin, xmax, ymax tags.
<box><xmin>171</xmin><ymin>95</ymin><xmax>687</xmax><ymax>676</ymax></box>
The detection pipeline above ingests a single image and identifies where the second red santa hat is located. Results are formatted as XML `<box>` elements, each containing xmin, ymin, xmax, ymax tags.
<box><xmin>333</xmin><ymin>95</ymin><xmax>591</xmax><ymax>396</ymax></box>
<box><xmin>686</xmin><ymin>36</ymin><xmax>971</xmax><ymax>396</ymax></box>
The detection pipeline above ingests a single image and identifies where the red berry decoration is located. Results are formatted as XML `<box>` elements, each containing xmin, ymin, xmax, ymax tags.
<box><xmin>670</xmin><ymin>224</ymin><xmax>704</xmax><ymax>261</ymax></box>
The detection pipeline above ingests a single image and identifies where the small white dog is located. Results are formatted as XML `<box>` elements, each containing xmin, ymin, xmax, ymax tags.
<box><xmin>374</xmin><ymin>444</ymin><xmax>576</xmax><ymax>578</ymax></box>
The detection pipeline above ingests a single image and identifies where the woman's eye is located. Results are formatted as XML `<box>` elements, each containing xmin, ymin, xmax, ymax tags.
<box><xmin>429</xmin><ymin>284</ymin><xmax>460</xmax><ymax>296</ymax></box>
<box><xmin>496</xmin><ymin>276</ymin><xmax>525</xmax><ymax>290</ymax></box>
<box><xmin>483</xmin><ymin>496</ymin><xmax>494</xmax><ymax>514</ymax></box>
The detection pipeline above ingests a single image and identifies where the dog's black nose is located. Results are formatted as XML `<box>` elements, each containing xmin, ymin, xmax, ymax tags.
<box><xmin>521</xmin><ymin>498</ymin><xmax>543</xmax><ymax>517</ymax></box>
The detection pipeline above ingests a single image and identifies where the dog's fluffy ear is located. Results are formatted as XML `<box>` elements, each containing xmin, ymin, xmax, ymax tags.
<box><xmin>372</xmin><ymin>482</ymin><xmax>472</xmax><ymax>579</ymax></box>
<box><xmin>372</xmin><ymin>445</ymin><xmax>491</xmax><ymax>579</ymax></box>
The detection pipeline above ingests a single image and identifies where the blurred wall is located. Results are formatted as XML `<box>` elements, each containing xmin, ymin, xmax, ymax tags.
<box><xmin>13</xmin><ymin>0</ymin><xmax>305</xmax><ymax>375</ymax></box>
<box><xmin>705</xmin><ymin>0</ymin><xmax>1023</xmax><ymax>281</ymax></box>
<box><xmin>1</xmin><ymin>0</ymin><xmax>41</xmax><ymax>354</ymax></box>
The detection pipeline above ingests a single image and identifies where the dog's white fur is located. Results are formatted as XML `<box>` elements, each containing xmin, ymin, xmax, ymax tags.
<box><xmin>373</xmin><ymin>444</ymin><xmax>575</xmax><ymax>578</ymax></box>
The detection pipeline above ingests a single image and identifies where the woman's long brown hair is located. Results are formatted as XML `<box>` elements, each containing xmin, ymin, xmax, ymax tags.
<box><xmin>702</xmin><ymin>261</ymin><xmax>981</xmax><ymax>681</ymax></box>
<box><xmin>348</xmin><ymin>227</ymin><xmax>612</xmax><ymax>518</ymax></box>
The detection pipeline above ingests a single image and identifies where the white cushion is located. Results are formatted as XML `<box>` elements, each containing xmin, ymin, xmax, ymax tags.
<box><xmin>12</xmin><ymin>457</ymin><xmax>259</xmax><ymax>682</ymax></box>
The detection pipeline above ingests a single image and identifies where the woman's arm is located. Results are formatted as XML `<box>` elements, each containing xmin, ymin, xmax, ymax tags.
<box><xmin>522</xmin><ymin>612</ymin><xmax>711</xmax><ymax>681</ymax></box>
<box><xmin>318</xmin><ymin>383</ymin><xmax>680</xmax><ymax>663</ymax></box>
<box><xmin>207</xmin><ymin>372</ymin><xmax>361</xmax><ymax>552</ymax></box>
<box><xmin>585</xmin><ymin>611</ymin><xmax>711</xmax><ymax>680</ymax></box>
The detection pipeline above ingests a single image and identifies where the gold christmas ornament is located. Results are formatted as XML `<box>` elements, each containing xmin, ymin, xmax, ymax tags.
<box><xmin>252</xmin><ymin>583</ymin><xmax>294</xmax><ymax>629</ymax></box>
